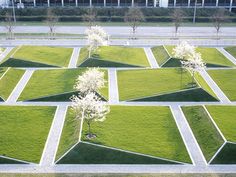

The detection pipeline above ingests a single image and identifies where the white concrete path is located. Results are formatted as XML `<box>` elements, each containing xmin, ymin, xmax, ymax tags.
<box><xmin>144</xmin><ymin>47</ymin><xmax>159</xmax><ymax>68</ymax></box>
<box><xmin>68</xmin><ymin>47</ymin><xmax>80</xmax><ymax>68</ymax></box>
<box><xmin>170</xmin><ymin>105</ymin><xmax>207</xmax><ymax>166</ymax></box>
<box><xmin>217</xmin><ymin>47</ymin><xmax>236</xmax><ymax>65</ymax></box>
<box><xmin>108</xmin><ymin>68</ymin><xmax>119</xmax><ymax>104</ymax></box>
<box><xmin>6</xmin><ymin>70</ymin><xmax>34</xmax><ymax>103</ymax></box>
<box><xmin>40</xmin><ymin>105</ymin><xmax>68</xmax><ymax>166</ymax></box>
<box><xmin>199</xmin><ymin>70</ymin><xmax>231</xmax><ymax>103</ymax></box>
<box><xmin>0</xmin><ymin>47</ymin><xmax>13</xmax><ymax>63</ymax></box>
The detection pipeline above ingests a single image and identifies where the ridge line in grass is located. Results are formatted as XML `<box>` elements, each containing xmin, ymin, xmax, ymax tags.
<box><xmin>126</xmin><ymin>87</ymin><xmax>201</xmax><ymax>102</ymax></box>
<box><xmin>81</xmin><ymin>141</ymin><xmax>187</xmax><ymax>165</ymax></box>
<box><xmin>55</xmin><ymin>141</ymin><xmax>80</xmax><ymax>164</ymax></box>
<box><xmin>227</xmin><ymin>141</ymin><xmax>236</xmax><ymax>145</ymax></box>
<box><xmin>79</xmin><ymin>57</ymin><xmax>144</xmax><ymax>68</ymax></box>
<box><xmin>0</xmin><ymin>155</ymin><xmax>33</xmax><ymax>164</ymax></box>
<box><xmin>23</xmin><ymin>91</ymin><xmax>107</xmax><ymax>102</ymax></box>
<box><xmin>203</xmin><ymin>106</ymin><xmax>227</xmax><ymax>142</ymax></box>
<box><xmin>1</xmin><ymin>57</ymin><xmax>59</xmax><ymax>68</ymax></box>
<box><xmin>208</xmin><ymin>141</ymin><xmax>227</xmax><ymax>164</ymax></box>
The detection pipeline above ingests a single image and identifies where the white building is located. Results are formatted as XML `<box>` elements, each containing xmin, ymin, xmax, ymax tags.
<box><xmin>0</xmin><ymin>0</ymin><xmax>235</xmax><ymax>10</ymax></box>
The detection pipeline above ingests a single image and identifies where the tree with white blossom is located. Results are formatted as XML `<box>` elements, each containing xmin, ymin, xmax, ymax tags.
<box><xmin>71</xmin><ymin>92</ymin><xmax>110</xmax><ymax>139</ymax></box>
<box><xmin>181</xmin><ymin>51</ymin><xmax>206</xmax><ymax>85</ymax></box>
<box><xmin>85</xmin><ymin>26</ymin><xmax>108</xmax><ymax>58</ymax></box>
<box><xmin>173</xmin><ymin>41</ymin><xmax>195</xmax><ymax>60</ymax></box>
<box><xmin>74</xmin><ymin>68</ymin><xmax>106</xmax><ymax>95</ymax></box>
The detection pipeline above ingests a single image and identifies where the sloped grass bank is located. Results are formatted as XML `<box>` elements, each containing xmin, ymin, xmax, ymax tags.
<box><xmin>0</xmin><ymin>68</ymin><xmax>25</xmax><ymax>101</ymax></box>
<box><xmin>0</xmin><ymin>46</ymin><xmax>73</xmax><ymax>67</ymax></box>
<box><xmin>162</xmin><ymin>46</ymin><xmax>234</xmax><ymax>68</ymax></box>
<box><xmin>207</xmin><ymin>69</ymin><xmax>236</xmax><ymax>101</ymax></box>
<box><xmin>117</xmin><ymin>68</ymin><xmax>217</xmax><ymax>101</ymax></box>
<box><xmin>18</xmin><ymin>68</ymin><xmax>108</xmax><ymax>101</ymax></box>
<box><xmin>78</xmin><ymin>46</ymin><xmax>150</xmax><ymax>67</ymax></box>
<box><xmin>182</xmin><ymin>106</ymin><xmax>224</xmax><ymax>161</ymax></box>
<box><xmin>0</xmin><ymin>106</ymin><xmax>56</xmax><ymax>163</ymax></box>
<box><xmin>56</xmin><ymin>106</ymin><xmax>191</xmax><ymax>164</ymax></box>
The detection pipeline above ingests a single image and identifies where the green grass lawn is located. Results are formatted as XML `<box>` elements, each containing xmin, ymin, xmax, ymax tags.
<box><xmin>2</xmin><ymin>46</ymin><xmax>73</xmax><ymax>67</ymax></box>
<box><xmin>206</xmin><ymin>106</ymin><xmax>236</xmax><ymax>142</ymax></box>
<box><xmin>0</xmin><ymin>68</ymin><xmax>25</xmax><ymax>101</ymax></box>
<box><xmin>165</xmin><ymin>46</ymin><xmax>235</xmax><ymax>67</ymax></box>
<box><xmin>182</xmin><ymin>106</ymin><xmax>224</xmax><ymax>161</ymax></box>
<box><xmin>78</xmin><ymin>46</ymin><xmax>150</xmax><ymax>67</ymax></box>
<box><xmin>81</xmin><ymin>106</ymin><xmax>191</xmax><ymax>163</ymax></box>
<box><xmin>0</xmin><ymin>106</ymin><xmax>56</xmax><ymax>163</ymax></box>
<box><xmin>117</xmin><ymin>68</ymin><xmax>197</xmax><ymax>101</ymax></box>
<box><xmin>151</xmin><ymin>46</ymin><xmax>170</xmax><ymax>66</ymax></box>
<box><xmin>56</xmin><ymin>108</ymin><xmax>81</xmax><ymax>160</ymax></box>
<box><xmin>207</xmin><ymin>69</ymin><xmax>236</xmax><ymax>101</ymax></box>
<box><xmin>18</xmin><ymin>68</ymin><xmax>108</xmax><ymax>101</ymax></box>
<box><xmin>224</xmin><ymin>46</ymin><xmax>236</xmax><ymax>59</ymax></box>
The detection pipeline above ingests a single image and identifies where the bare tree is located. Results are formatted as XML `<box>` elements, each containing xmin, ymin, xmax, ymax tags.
<box><xmin>45</xmin><ymin>8</ymin><xmax>58</xmax><ymax>39</ymax></box>
<box><xmin>82</xmin><ymin>8</ymin><xmax>97</xmax><ymax>28</ymax></box>
<box><xmin>124</xmin><ymin>8</ymin><xmax>145</xmax><ymax>38</ymax></box>
<box><xmin>172</xmin><ymin>9</ymin><xmax>185</xmax><ymax>37</ymax></box>
<box><xmin>212</xmin><ymin>9</ymin><xmax>226</xmax><ymax>39</ymax></box>
<box><xmin>4</xmin><ymin>12</ymin><xmax>15</xmax><ymax>40</ymax></box>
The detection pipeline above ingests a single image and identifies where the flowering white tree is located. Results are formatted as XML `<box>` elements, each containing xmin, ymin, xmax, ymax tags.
<box><xmin>74</xmin><ymin>68</ymin><xmax>106</xmax><ymax>95</ymax></box>
<box><xmin>181</xmin><ymin>52</ymin><xmax>206</xmax><ymax>85</ymax></box>
<box><xmin>85</xmin><ymin>26</ymin><xmax>108</xmax><ymax>58</ymax></box>
<box><xmin>173</xmin><ymin>41</ymin><xmax>196</xmax><ymax>60</ymax></box>
<box><xmin>71</xmin><ymin>92</ymin><xmax>110</xmax><ymax>139</ymax></box>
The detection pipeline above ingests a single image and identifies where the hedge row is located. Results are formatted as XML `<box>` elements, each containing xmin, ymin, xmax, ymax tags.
<box><xmin>1</xmin><ymin>15</ymin><xmax>236</xmax><ymax>22</ymax></box>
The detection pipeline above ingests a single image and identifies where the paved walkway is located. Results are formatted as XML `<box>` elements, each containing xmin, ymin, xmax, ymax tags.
<box><xmin>68</xmin><ymin>47</ymin><xmax>80</xmax><ymax>68</ymax></box>
<box><xmin>170</xmin><ymin>105</ymin><xmax>206</xmax><ymax>166</ymax></box>
<box><xmin>0</xmin><ymin>47</ymin><xmax>13</xmax><ymax>62</ymax></box>
<box><xmin>144</xmin><ymin>47</ymin><xmax>159</xmax><ymax>68</ymax></box>
<box><xmin>108</xmin><ymin>68</ymin><xmax>119</xmax><ymax>104</ymax></box>
<box><xmin>6</xmin><ymin>70</ymin><xmax>34</xmax><ymax>103</ymax></box>
<box><xmin>199</xmin><ymin>70</ymin><xmax>231</xmax><ymax>103</ymax></box>
<box><xmin>217</xmin><ymin>47</ymin><xmax>236</xmax><ymax>65</ymax></box>
<box><xmin>40</xmin><ymin>105</ymin><xmax>68</xmax><ymax>166</ymax></box>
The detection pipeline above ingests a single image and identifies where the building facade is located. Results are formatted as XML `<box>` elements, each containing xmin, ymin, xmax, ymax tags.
<box><xmin>0</xmin><ymin>0</ymin><xmax>235</xmax><ymax>10</ymax></box>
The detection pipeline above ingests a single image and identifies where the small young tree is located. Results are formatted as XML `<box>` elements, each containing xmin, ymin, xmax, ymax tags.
<box><xmin>85</xmin><ymin>26</ymin><xmax>108</xmax><ymax>58</ymax></box>
<box><xmin>124</xmin><ymin>8</ymin><xmax>145</xmax><ymax>37</ymax></box>
<box><xmin>74</xmin><ymin>68</ymin><xmax>106</xmax><ymax>95</ymax></box>
<box><xmin>5</xmin><ymin>12</ymin><xmax>15</xmax><ymax>40</ymax></box>
<box><xmin>212</xmin><ymin>9</ymin><xmax>226</xmax><ymax>39</ymax></box>
<box><xmin>71</xmin><ymin>92</ymin><xmax>110</xmax><ymax>139</ymax></box>
<box><xmin>45</xmin><ymin>8</ymin><xmax>58</xmax><ymax>39</ymax></box>
<box><xmin>171</xmin><ymin>9</ymin><xmax>185</xmax><ymax>37</ymax></box>
<box><xmin>181</xmin><ymin>52</ymin><xmax>206</xmax><ymax>85</ymax></box>
<box><xmin>82</xmin><ymin>8</ymin><xmax>97</xmax><ymax>28</ymax></box>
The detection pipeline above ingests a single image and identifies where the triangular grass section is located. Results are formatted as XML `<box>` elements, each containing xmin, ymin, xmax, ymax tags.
<box><xmin>57</xmin><ymin>142</ymin><xmax>178</xmax><ymax>164</ymax></box>
<box><xmin>211</xmin><ymin>143</ymin><xmax>236</xmax><ymax>164</ymax></box>
<box><xmin>79</xmin><ymin>58</ymin><xmax>142</xmax><ymax>68</ymax></box>
<box><xmin>162</xmin><ymin>58</ymin><xmax>228</xmax><ymax>68</ymax></box>
<box><xmin>26</xmin><ymin>91</ymin><xmax>107</xmax><ymax>102</ymax></box>
<box><xmin>0</xmin><ymin>156</ymin><xmax>26</xmax><ymax>164</ymax></box>
<box><xmin>130</xmin><ymin>88</ymin><xmax>218</xmax><ymax>102</ymax></box>
<box><xmin>0</xmin><ymin>58</ymin><xmax>58</xmax><ymax>68</ymax></box>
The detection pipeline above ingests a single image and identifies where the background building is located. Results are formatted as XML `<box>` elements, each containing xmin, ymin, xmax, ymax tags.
<box><xmin>0</xmin><ymin>0</ymin><xmax>235</xmax><ymax>11</ymax></box>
